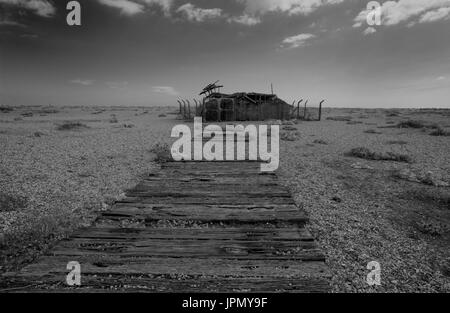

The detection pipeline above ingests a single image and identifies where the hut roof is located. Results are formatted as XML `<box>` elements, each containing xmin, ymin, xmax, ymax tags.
<box><xmin>206</xmin><ymin>92</ymin><xmax>280</xmax><ymax>104</ymax></box>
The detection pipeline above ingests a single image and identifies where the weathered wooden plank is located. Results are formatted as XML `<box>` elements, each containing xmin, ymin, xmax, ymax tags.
<box><xmin>100</xmin><ymin>206</ymin><xmax>306</xmax><ymax>223</ymax></box>
<box><xmin>56</xmin><ymin>237</ymin><xmax>317</xmax><ymax>251</ymax></box>
<box><xmin>130</xmin><ymin>183</ymin><xmax>284</xmax><ymax>192</ymax></box>
<box><xmin>49</xmin><ymin>236</ymin><xmax>324</xmax><ymax>260</ymax></box>
<box><xmin>109</xmin><ymin>203</ymin><xmax>301</xmax><ymax>210</ymax></box>
<box><xmin>143</xmin><ymin>175</ymin><xmax>278</xmax><ymax>183</ymax></box>
<box><xmin>11</xmin><ymin>257</ymin><xmax>329</xmax><ymax>279</ymax></box>
<box><xmin>160</xmin><ymin>165</ymin><xmax>268</xmax><ymax>172</ymax></box>
<box><xmin>70</xmin><ymin>226</ymin><xmax>312</xmax><ymax>241</ymax></box>
<box><xmin>49</xmin><ymin>245</ymin><xmax>325</xmax><ymax>262</ymax></box>
<box><xmin>3</xmin><ymin>276</ymin><xmax>330</xmax><ymax>293</ymax></box>
<box><xmin>125</xmin><ymin>190</ymin><xmax>291</xmax><ymax>198</ymax></box>
<box><xmin>116</xmin><ymin>196</ymin><xmax>295</xmax><ymax>205</ymax></box>
<box><xmin>162</xmin><ymin>161</ymin><xmax>263</xmax><ymax>167</ymax></box>
<box><xmin>148</xmin><ymin>172</ymin><xmax>276</xmax><ymax>180</ymax></box>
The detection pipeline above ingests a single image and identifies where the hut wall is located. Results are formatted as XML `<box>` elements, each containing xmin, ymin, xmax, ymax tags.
<box><xmin>204</xmin><ymin>97</ymin><xmax>291</xmax><ymax>121</ymax></box>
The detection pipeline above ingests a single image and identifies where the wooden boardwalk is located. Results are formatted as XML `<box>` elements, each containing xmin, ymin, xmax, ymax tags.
<box><xmin>3</xmin><ymin>161</ymin><xmax>330</xmax><ymax>292</ymax></box>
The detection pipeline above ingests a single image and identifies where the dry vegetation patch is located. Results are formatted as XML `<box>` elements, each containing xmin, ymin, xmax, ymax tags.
<box><xmin>385</xmin><ymin>110</ymin><xmax>400</xmax><ymax>117</ymax></box>
<box><xmin>109</xmin><ymin>114</ymin><xmax>119</xmax><ymax>123</ymax></box>
<box><xmin>150</xmin><ymin>142</ymin><xmax>172</xmax><ymax>163</ymax></box>
<box><xmin>346</xmin><ymin>147</ymin><xmax>413</xmax><ymax>163</ymax></box>
<box><xmin>0</xmin><ymin>106</ymin><xmax>13</xmax><ymax>113</ymax></box>
<box><xmin>313</xmin><ymin>139</ymin><xmax>328</xmax><ymax>145</ymax></box>
<box><xmin>0</xmin><ymin>193</ymin><xmax>28</xmax><ymax>213</ymax></box>
<box><xmin>326</xmin><ymin>116</ymin><xmax>352</xmax><ymax>122</ymax></box>
<box><xmin>429</xmin><ymin>127</ymin><xmax>450</xmax><ymax>137</ymax></box>
<box><xmin>56</xmin><ymin>121</ymin><xmax>89</xmax><ymax>131</ymax></box>
<box><xmin>280</xmin><ymin>131</ymin><xmax>300</xmax><ymax>141</ymax></box>
<box><xmin>36</xmin><ymin>107</ymin><xmax>59</xmax><ymax>115</ymax></box>
<box><xmin>386</xmin><ymin>140</ymin><xmax>408</xmax><ymax>145</ymax></box>
<box><xmin>364</xmin><ymin>129</ymin><xmax>382</xmax><ymax>134</ymax></box>
<box><xmin>392</xmin><ymin>169</ymin><xmax>449</xmax><ymax>187</ymax></box>
<box><xmin>397</xmin><ymin>120</ymin><xmax>439</xmax><ymax>129</ymax></box>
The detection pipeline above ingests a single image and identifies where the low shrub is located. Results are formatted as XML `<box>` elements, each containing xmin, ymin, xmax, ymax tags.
<box><xmin>364</xmin><ymin>129</ymin><xmax>381</xmax><ymax>134</ymax></box>
<box><xmin>429</xmin><ymin>127</ymin><xmax>450</xmax><ymax>136</ymax></box>
<box><xmin>386</xmin><ymin>140</ymin><xmax>408</xmax><ymax>145</ymax></box>
<box><xmin>0</xmin><ymin>193</ymin><xmax>28</xmax><ymax>212</ymax></box>
<box><xmin>0</xmin><ymin>106</ymin><xmax>13</xmax><ymax>113</ymax></box>
<box><xmin>346</xmin><ymin>147</ymin><xmax>412</xmax><ymax>163</ymax></box>
<box><xmin>150</xmin><ymin>143</ymin><xmax>172</xmax><ymax>163</ymax></box>
<box><xmin>326</xmin><ymin>116</ymin><xmax>352</xmax><ymax>122</ymax></box>
<box><xmin>56</xmin><ymin>121</ymin><xmax>89</xmax><ymax>131</ymax></box>
<box><xmin>280</xmin><ymin>132</ymin><xmax>300</xmax><ymax>141</ymax></box>
<box><xmin>397</xmin><ymin>120</ymin><xmax>438</xmax><ymax>129</ymax></box>
<box><xmin>109</xmin><ymin>114</ymin><xmax>118</xmax><ymax>123</ymax></box>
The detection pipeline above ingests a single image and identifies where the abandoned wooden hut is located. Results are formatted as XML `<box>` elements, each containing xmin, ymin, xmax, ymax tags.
<box><xmin>203</xmin><ymin>92</ymin><xmax>291</xmax><ymax>122</ymax></box>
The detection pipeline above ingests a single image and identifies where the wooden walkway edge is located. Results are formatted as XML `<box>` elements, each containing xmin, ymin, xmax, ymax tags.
<box><xmin>2</xmin><ymin>161</ymin><xmax>330</xmax><ymax>292</ymax></box>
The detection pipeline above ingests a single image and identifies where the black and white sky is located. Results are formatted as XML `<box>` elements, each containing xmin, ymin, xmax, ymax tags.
<box><xmin>1</xmin><ymin>0</ymin><xmax>449</xmax><ymax>107</ymax></box>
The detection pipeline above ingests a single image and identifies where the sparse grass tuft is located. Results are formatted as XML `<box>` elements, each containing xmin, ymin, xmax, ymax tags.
<box><xmin>326</xmin><ymin>116</ymin><xmax>352</xmax><ymax>122</ymax></box>
<box><xmin>0</xmin><ymin>193</ymin><xmax>28</xmax><ymax>212</ymax></box>
<box><xmin>417</xmin><ymin>221</ymin><xmax>448</xmax><ymax>237</ymax></box>
<box><xmin>280</xmin><ymin>132</ymin><xmax>300</xmax><ymax>141</ymax></box>
<box><xmin>150</xmin><ymin>142</ymin><xmax>172</xmax><ymax>163</ymax></box>
<box><xmin>313</xmin><ymin>139</ymin><xmax>328</xmax><ymax>145</ymax></box>
<box><xmin>37</xmin><ymin>108</ymin><xmax>59</xmax><ymax>114</ymax></box>
<box><xmin>397</xmin><ymin>120</ymin><xmax>439</xmax><ymax>129</ymax></box>
<box><xmin>386</xmin><ymin>111</ymin><xmax>400</xmax><ymax>117</ymax></box>
<box><xmin>386</xmin><ymin>140</ymin><xmax>408</xmax><ymax>145</ymax></box>
<box><xmin>282</xmin><ymin>125</ymin><xmax>297</xmax><ymax>131</ymax></box>
<box><xmin>109</xmin><ymin>114</ymin><xmax>118</xmax><ymax>123</ymax></box>
<box><xmin>346</xmin><ymin>147</ymin><xmax>412</xmax><ymax>163</ymax></box>
<box><xmin>0</xmin><ymin>106</ymin><xmax>13</xmax><ymax>113</ymax></box>
<box><xmin>56</xmin><ymin>121</ymin><xmax>89</xmax><ymax>131</ymax></box>
<box><xmin>429</xmin><ymin>127</ymin><xmax>450</xmax><ymax>136</ymax></box>
<box><xmin>33</xmin><ymin>131</ymin><xmax>46</xmax><ymax>137</ymax></box>
<box><xmin>364</xmin><ymin>129</ymin><xmax>381</xmax><ymax>134</ymax></box>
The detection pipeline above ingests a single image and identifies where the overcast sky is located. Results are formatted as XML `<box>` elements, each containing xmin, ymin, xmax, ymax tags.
<box><xmin>1</xmin><ymin>0</ymin><xmax>449</xmax><ymax>108</ymax></box>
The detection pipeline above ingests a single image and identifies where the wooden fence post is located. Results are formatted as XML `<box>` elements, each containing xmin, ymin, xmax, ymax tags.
<box><xmin>202</xmin><ymin>98</ymin><xmax>206</xmax><ymax>122</ymax></box>
<box><xmin>177</xmin><ymin>100</ymin><xmax>182</xmax><ymax>115</ymax></box>
<box><xmin>180</xmin><ymin>100</ymin><xmax>184</xmax><ymax>119</ymax></box>
<box><xmin>187</xmin><ymin>100</ymin><xmax>191</xmax><ymax>119</ymax></box>
<box><xmin>182</xmin><ymin>100</ymin><xmax>187</xmax><ymax>119</ymax></box>
<box><xmin>319</xmin><ymin>100</ymin><xmax>325</xmax><ymax>121</ymax></box>
<box><xmin>278</xmin><ymin>101</ymin><xmax>281</xmax><ymax>120</ymax></box>
<box><xmin>297</xmin><ymin>99</ymin><xmax>303</xmax><ymax>120</ymax></box>
<box><xmin>291</xmin><ymin>101</ymin><xmax>296</xmax><ymax>119</ymax></box>
<box><xmin>304</xmin><ymin>100</ymin><xmax>308</xmax><ymax>120</ymax></box>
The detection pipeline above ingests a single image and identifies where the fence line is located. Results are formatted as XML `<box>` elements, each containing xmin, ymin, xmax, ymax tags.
<box><xmin>178</xmin><ymin>98</ymin><xmax>325</xmax><ymax>121</ymax></box>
